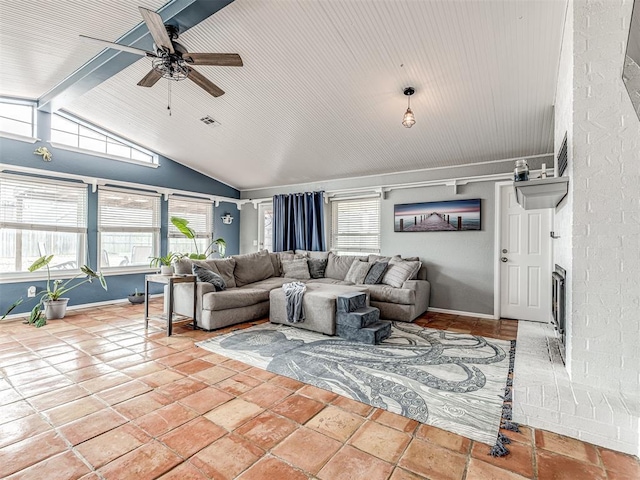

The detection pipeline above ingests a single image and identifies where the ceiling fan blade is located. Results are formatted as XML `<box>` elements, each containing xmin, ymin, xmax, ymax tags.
<box><xmin>187</xmin><ymin>67</ymin><xmax>225</xmax><ymax>97</ymax></box>
<box><xmin>80</xmin><ymin>35</ymin><xmax>154</xmax><ymax>57</ymax></box>
<box><xmin>184</xmin><ymin>53</ymin><xmax>243</xmax><ymax>67</ymax></box>
<box><xmin>137</xmin><ymin>69</ymin><xmax>163</xmax><ymax>87</ymax></box>
<box><xmin>139</xmin><ymin>6</ymin><xmax>174</xmax><ymax>54</ymax></box>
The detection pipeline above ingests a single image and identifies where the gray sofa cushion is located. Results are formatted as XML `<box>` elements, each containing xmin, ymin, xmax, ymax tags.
<box><xmin>305</xmin><ymin>278</ymin><xmax>353</xmax><ymax>286</ymax></box>
<box><xmin>192</xmin><ymin>264</ymin><xmax>226</xmax><ymax>291</ymax></box>
<box><xmin>344</xmin><ymin>260</ymin><xmax>371</xmax><ymax>284</ymax></box>
<box><xmin>281</xmin><ymin>258</ymin><xmax>311</xmax><ymax>279</ymax></box>
<box><xmin>269</xmin><ymin>253</ymin><xmax>281</xmax><ymax>277</ymax></box>
<box><xmin>365</xmin><ymin>284</ymin><xmax>415</xmax><ymax>305</ymax></box>
<box><xmin>209</xmin><ymin>258</ymin><xmax>237</xmax><ymax>288</ymax></box>
<box><xmin>364</xmin><ymin>261</ymin><xmax>388</xmax><ymax>284</ymax></box>
<box><xmin>202</xmin><ymin>288</ymin><xmax>270</xmax><ymax>311</ymax></box>
<box><xmin>308</xmin><ymin>258</ymin><xmax>328</xmax><ymax>279</ymax></box>
<box><xmin>325</xmin><ymin>252</ymin><xmax>366</xmax><ymax>280</ymax></box>
<box><xmin>242</xmin><ymin>277</ymin><xmax>291</xmax><ymax>291</ymax></box>
<box><xmin>234</xmin><ymin>250</ymin><xmax>275</xmax><ymax>287</ymax></box>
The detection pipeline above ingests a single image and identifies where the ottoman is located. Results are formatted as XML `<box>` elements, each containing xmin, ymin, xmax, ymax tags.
<box><xmin>269</xmin><ymin>283</ymin><xmax>369</xmax><ymax>335</ymax></box>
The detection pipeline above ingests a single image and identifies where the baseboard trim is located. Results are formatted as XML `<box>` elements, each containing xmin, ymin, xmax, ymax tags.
<box><xmin>428</xmin><ymin>307</ymin><xmax>497</xmax><ymax>320</ymax></box>
<box><xmin>2</xmin><ymin>294</ymin><xmax>163</xmax><ymax>321</ymax></box>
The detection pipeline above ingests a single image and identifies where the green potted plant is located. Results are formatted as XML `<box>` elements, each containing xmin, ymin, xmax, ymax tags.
<box><xmin>149</xmin><ymin>252</ymin><xmax>180</xmax><ymax>275</ymax></box>
<box><xmin>2</xmin><ymin>255</ymin><xmax>107</xmax><ymax>327</ymax></box>
<box><xmin>170</xmin><ymin>216</ymin><xmax>226</xmax><ymax>259</ymax></box>
<box><xmin>127</xmin><ymin>288</ymin><xmax>145</xmax><ymax>304</ymax></box>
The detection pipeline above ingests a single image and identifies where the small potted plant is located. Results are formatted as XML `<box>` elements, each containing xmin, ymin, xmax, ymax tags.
<box><xmin>149</xmin><ymin>252</ymin><xmax>179</xmax><ymax>275</ymax></box>
<box><xmin>127</xmin><ymin>288</ymin><xmax>145</xmax><ymax>304</ymax></box>
<box><xmin>2</xmin><ymin>255</ymin><xmax>107</xmax><ymax>327</ymax></box>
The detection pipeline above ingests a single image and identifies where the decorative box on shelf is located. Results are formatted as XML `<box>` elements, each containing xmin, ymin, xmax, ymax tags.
<box><xmin>513</xmin><ymin>176</ymin><xmax>569</xmax><ymax>210</ymax></box>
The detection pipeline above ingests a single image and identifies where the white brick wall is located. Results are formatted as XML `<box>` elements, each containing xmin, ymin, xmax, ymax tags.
<box><xmin>514</xmin><ymin>322</ymin><xmax>639</xmax><ymax>455</ymax></box>
<box><xmin>549</xmin><ymin>0</ymin><xmax>640</xmax><ymax>454</ymax></box>
<box><xmin>570</xmin><ymin>0</ymin><xmax>640</xmax><ymax>395</ymax></box>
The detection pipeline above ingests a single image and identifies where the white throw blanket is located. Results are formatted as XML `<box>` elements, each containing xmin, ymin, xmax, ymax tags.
<box><xmin>282</xmin><ymin>282</ymin><xmax>306</xmax><ymax>323</ymax></box>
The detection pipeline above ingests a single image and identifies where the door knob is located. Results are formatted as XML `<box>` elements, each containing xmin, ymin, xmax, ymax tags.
<box><xmin>501</xmin><ymin>257</ymin><xmax>508</xmax><ymax>263</ymax></box>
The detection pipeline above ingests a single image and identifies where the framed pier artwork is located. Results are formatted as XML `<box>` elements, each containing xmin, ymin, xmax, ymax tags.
<box><xmin>394</xmin><ymin>199</ymin><xmax>481</xmax><ymax>232</ymax></box>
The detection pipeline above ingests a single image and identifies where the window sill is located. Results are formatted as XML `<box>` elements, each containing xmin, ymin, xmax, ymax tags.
<box><xmin>49</xmin><ymin>143</ymin><xmax>160</xmax><ymax>168</ymax></box>
<box><xmin>0</xmin><ymin>132</ymin><xmax>39</xmax><ymax>144</ymax></box>
<box><xmin>101</xmin><ymin>267</ymin><xmax>159</xmax><ymax>276</ymax></box>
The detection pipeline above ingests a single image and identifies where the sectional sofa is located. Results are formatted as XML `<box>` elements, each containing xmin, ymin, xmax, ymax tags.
<box><xmin>170</xmin><ymin>249</ymin><xmax>430</xmax><ymax>332</ymax></box>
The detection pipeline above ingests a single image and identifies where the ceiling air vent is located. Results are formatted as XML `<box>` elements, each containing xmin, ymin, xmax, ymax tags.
<box><xmin>200</xmin><ymin>116</ymin><xmax>221</xmax><ymax>127</ymax></box>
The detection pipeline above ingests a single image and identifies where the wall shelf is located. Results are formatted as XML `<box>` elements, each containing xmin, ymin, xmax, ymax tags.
<box><xmin>514</xmin><ymin>176</ymin><xmax>569</xmax><ymax>210</ymax></box>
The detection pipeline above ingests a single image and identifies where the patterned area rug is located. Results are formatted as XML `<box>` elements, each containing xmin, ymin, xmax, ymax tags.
<box><xmin>197</xmin><ymin>322</ymin><xmax>513</xmax><ymax>445</ymax></box>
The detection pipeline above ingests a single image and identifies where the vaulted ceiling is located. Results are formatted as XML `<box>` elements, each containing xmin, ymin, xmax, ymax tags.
<box><xmin>0</xmin><ymin>0</ymin><xmax>567</xmax><ymax>191</ymax></box>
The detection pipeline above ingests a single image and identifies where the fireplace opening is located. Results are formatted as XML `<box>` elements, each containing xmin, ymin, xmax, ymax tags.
<box><xmin>552</xmin><ymin>265</ymin><xmax>566</xmax><ymax>361</ymax></box>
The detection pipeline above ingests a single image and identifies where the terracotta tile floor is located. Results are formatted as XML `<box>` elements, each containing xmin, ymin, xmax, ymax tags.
<box><xmin>0</xmin><ymin>301</ymin><xmax>638</xmax><ymax>479</ymax></box>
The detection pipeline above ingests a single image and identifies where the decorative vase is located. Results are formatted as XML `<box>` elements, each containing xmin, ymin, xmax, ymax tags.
<box><xmin>44</xmin><ymin>298</ymin><xmax>69</xmax><ymax>320</ymax></box>
<box><xmin>160</xmin><ymin>265</ymin><xmax>173</xmax><ymax>275</ymax></box>
<box><xmin>127</xmin><ymin>294</ymin><xmax>145</xmax><ymax>304</ymax></box>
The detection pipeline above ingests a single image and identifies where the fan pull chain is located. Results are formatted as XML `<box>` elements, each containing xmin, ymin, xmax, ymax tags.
<box><xmin>167</xmin><ymin>80</ymin><xmax>172</xmax><ymax>116</ymax></box>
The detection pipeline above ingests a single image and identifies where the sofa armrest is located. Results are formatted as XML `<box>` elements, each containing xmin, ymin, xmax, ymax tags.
<box><xmin>401</xmin><ymin>280</ymin><xmax>430</xmax><ymax>316</ymax></box>
<box><xmin>170</xmin><ymin>281</ymin><xmax>216</xmax><ymax>322</ymax></box>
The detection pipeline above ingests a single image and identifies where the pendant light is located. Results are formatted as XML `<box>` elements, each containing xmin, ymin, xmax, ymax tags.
<box><xmin>402</xmin><ymin>87</ymin><xmax>416</xmax><ymax>128</ymax></box>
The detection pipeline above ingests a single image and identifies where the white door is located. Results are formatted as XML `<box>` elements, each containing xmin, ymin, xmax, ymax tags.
<box><xmin>499</xmin><ymin>184</ymin><xmax>552</xmax><ymax>322</ymax></box>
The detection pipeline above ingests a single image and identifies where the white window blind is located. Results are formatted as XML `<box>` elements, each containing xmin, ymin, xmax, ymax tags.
<box><xmin>0</xmin><ymin>173</ymin><xmax>87</xmax><ymax>274</ymax></box>
<box><xmin>168</xmin><ymin>197</ymin><xmax>213</xmax><ymax>254</ymax></box>
<box><xmin>98</xmin><ymin>187</ymin><xmax>160</xmax><ymax>268</ymax></box>
<box><xmin>331</xmin><ymin>197</ymin><xmax>380</xmax><ymax>254</ymax></box>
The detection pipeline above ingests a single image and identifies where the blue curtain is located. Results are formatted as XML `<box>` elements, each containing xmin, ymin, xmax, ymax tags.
<box><xmin>273</xmin><ymin>191</ymin><xmax>326</xmax><ymax>252</ymax></box>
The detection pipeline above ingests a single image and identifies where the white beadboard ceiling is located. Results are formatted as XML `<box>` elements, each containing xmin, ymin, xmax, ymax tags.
<box><xmin>0</xmin><ymin>0</ymin><xmax>567</xmax><ymax>191</ymax></box>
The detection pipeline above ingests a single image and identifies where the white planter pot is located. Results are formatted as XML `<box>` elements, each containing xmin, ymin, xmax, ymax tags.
<box><xmin>44</xmin><ymin>298</ymin><xmax>69</xmax><ymax>320</ymax></box>
<box><xmin>160</xmin><ymin>265</ymin><xmax>173</xmax><ymax>275</ymax></box>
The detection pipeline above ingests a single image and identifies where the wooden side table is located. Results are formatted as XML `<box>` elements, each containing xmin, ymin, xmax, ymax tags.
<box><xmin>144</xmin><ymin>274</ymin><xmax>197</xmax><ymax>336</ymax></box>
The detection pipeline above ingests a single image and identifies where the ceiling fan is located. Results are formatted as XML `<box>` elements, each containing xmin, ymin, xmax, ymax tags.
<box><xmin>80</xmin><ymin>6</ymin><xmax>242</xmax><ymax>97</ymax></box>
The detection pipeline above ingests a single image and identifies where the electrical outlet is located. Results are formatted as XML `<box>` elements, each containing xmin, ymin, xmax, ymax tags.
<box><xmin>253</xmin><ymin>240</ymin><xmax>258</xmax><ymax>246</ymax></box>
<box><xmin>27</xmin><ymin>286</ymin><xmax>36</xmax><ymax>298</ymax></box>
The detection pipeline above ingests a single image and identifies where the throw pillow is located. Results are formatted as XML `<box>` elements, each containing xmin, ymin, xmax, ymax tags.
<box><xmin>192</xmin><ymin>264</ymin><xmax>226</xmax><ymax>291</ymax></box>
<box><xmin>364</xmin><ymin>260</ymin><xmax>388</xmax><ymax>284</ymax></box>
<box><xmin>308</xmin><ymin>258</ymin><xmax>328</xmax><ymax>279</ymax></box>
<box><xmin>281</xmin><ymin>258</ymin><xmax>311</xmax><ymax>279</ymax></box>
<box><xmin>233</xmin><ymin>250</ymin><xmax>275</xmax><ymax>287</ymax></box>
<box><xmin>382</xmin><ymin>258</ymin><xmax>422</xmax><ymax>288</ymax></box>
<box><xmin>325</xmin><ymin>252</ymin><xmax>367</xmax><ymax>280</ymax></box>
<box><xmin>403</xmin><ymin>256</ymin><xmax>421</xmax><ymax>279</ymax></box>
<box><xmin>344</xmin><ymin>260</ymin><xmax>372</xmax><ymax>285</ymax></box>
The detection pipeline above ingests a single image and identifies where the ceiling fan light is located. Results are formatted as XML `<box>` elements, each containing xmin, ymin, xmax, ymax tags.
<box><xmin>402</xmin><ymin>108</ymin><xmax>416</xmax><ymax>128</ymax></box>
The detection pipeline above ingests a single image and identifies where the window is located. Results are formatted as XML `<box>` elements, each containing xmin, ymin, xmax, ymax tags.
<box><xmin>168</xmin><ymin>197</ymin><xmax>213</xmax><ymax>255</ymax></box>
<box><xmin>0</xmin><ymin>99</ymin><xmax>36</xmax><ymax>138</ymax></box>
<box><xmin>0</xmin><ymin>174</ymin><xmax>87</xmax><ymax>277</ymax></box>
<box><xmin>98</xmin><ymin>187</ymin><xmax>160</xmax><ymax>269</ymax></box>
<box><xmin>51</xmin><ymin>113</ymin><xmax>157</xmax><ymax>165</ymax></box>
<box><xmin>331</xmin><ymin>197</ymin><xmax>380</xmax><ymax>255</ymax></box>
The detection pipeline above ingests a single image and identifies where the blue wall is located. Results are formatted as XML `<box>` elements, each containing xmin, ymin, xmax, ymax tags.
<box><xmin>0</xmin><ymin>110</ymin><xmax>240</xmax><ymax>316</ymax></box>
